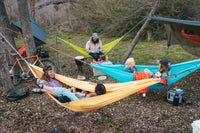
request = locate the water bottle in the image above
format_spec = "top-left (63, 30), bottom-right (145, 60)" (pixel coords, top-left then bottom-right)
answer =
top-left (106, 56), bottom-right (108, 61)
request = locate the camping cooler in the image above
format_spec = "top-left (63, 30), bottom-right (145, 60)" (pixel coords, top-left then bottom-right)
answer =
top-left (191, 120), bottom-right (200, 133)
top-left (167, 87), bottom-right (185, 106)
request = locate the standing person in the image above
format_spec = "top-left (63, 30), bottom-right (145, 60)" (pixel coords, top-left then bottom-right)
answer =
top-left (144, 58), bottom-right (171, 78)
top-left (86, 33), bottom-right (105, 61)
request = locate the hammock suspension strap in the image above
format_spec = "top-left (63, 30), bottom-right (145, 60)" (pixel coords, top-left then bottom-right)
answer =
top-left (44, 45), bottom-right (90, 66)
top-left (166, 64), bottom-right (200, 80)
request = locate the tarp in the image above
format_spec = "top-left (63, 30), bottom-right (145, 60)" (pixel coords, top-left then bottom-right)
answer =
top-left (146, 16), bottom-right (200, 57)
top-left (12, 16), bottom-right (47, 47)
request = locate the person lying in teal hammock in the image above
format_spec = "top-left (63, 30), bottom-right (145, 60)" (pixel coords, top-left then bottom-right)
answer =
top-left (32, 79), bottom-right (106, 102)
top-left (86, 33), bottom-right (105, 61)
top-left (134, 58), bottom-right (171, 96)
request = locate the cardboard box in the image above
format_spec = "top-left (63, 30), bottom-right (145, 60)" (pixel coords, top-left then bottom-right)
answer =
top-left (92, 61), bottom-right (112, 76)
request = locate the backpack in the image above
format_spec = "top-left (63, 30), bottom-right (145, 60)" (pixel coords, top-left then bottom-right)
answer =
top-left (5, 86), bottom-right (29, 101)
top-left (57, 96), bottom-right (71, 103)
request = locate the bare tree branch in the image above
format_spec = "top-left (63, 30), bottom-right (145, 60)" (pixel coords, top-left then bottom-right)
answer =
top-left (35, 0), bottom-right (76, 9)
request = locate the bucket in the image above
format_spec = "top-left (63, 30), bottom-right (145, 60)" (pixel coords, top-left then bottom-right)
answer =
top-left (75, 56), bottom-right (84, 66)
top-left (75, 56), bottom-right (84, 73)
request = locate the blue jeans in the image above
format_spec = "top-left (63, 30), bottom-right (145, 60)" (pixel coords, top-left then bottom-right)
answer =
top-left (53, 87), bottom-right (79, 101)
top-left (89, 52), bottom-right (104, 61)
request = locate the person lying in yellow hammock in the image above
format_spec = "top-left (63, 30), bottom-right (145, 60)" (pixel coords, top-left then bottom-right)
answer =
top-left (32, 79), bottom-right (106, 103)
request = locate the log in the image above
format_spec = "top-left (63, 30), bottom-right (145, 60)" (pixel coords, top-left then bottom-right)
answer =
top-left (35, 0), bottom-right (76, 9)
top-left (121, 0), bottom-right (160, 63)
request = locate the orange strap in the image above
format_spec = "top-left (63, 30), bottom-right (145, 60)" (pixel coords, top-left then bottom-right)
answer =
top-left (44, 45), bottom-right (89, 65)
top-left (153, 76), bottom-right (167, 86)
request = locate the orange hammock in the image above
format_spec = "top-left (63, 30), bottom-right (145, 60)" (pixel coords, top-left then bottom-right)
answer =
top-left (177, 29), bottom-right (200, 46)
top-left (29, 64), bottom-right (160, 112)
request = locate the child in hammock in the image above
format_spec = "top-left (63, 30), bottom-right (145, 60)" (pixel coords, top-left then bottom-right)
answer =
top-left (32, 79), bottom-right (106, 102)
top-left (75, 83), bottom-right (106, 99)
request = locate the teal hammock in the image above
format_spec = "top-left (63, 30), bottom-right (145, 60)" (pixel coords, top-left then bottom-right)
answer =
top-left (91, 59), bottom-right (200, 90)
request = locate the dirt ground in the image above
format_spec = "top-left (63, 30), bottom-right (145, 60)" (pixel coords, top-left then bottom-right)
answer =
top-left (0, 64), bottom-right (200, 133)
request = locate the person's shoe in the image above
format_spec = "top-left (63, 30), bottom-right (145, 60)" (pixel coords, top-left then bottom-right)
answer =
top-left (34, 78), bottom-right (44, 94)
top-left (142, 93), bottom-right (146, 97)
top-left (32, 88), bottom-right (43, 94)
top-left (34, 78), bottom-right (43, 88)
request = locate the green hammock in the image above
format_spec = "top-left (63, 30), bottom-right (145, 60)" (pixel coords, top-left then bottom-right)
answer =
top-left (58, 18), bottom-right (147, 58)
top-left (59, 37), bottom-right (123, 58)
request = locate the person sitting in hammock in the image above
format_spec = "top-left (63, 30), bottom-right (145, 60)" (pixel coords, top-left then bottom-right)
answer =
top-left (37, 65), bottom-right (78, 94)
top-left (39, 65), bottom-right (63, 87)
top-left (144, 58), bottom-right (171, 79)
top-left (124, 57), bottom-right (137, 80)
top-left (32, 79), bottom-right (106, 102)
top-left (86, 33), bottom-right (105, 61)
top-left (39, 65), bottom-right (91, 94)
top-left (75, 83), bottom-right (106, 99)
top-left (124, 57), bottom-right (137, 73)
top-left (135, 58), bottom-right (171, 97)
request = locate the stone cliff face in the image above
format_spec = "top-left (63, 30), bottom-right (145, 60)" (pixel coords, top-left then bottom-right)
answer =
top-left (5, 0), bottom-right (87, 32)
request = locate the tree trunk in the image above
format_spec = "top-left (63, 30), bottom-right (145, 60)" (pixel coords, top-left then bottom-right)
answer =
top-left (28, 0), bottom-right (35, 18)
top-left (121, 0), bottom-right (160, 63)
top-left (0, 35), bottom-right (14, 91)
top-left (17, 0), bottom-right (36, 63)
top-left (0, 0), bottom-right (18, 65)
top-left (147, 31), bottom-right (152, 41)
top-left (0, 0), bottom-right (21, 81)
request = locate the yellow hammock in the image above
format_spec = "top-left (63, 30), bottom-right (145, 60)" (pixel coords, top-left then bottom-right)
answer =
top-left (30, 64), bottom-right (160, 112)
top-left (59, 37), bottom-right (123, 58)
top-left (57, 18), bottom-right (147, 58)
